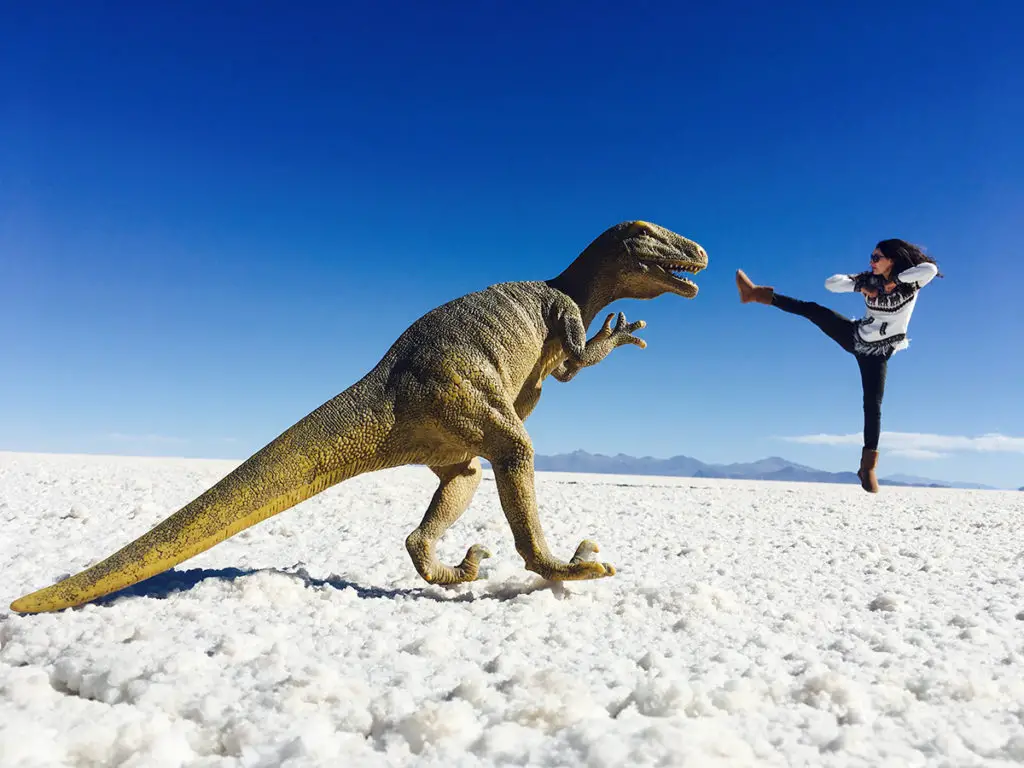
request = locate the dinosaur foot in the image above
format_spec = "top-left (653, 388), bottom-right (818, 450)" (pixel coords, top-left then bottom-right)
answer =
top-left (525, 539), bottom-right (616, 581)
top-left (410, 539), bottom-right (492, 585)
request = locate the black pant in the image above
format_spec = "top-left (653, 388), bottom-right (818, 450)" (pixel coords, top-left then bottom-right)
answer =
top-left (771, 294), bottom-right (888, 451)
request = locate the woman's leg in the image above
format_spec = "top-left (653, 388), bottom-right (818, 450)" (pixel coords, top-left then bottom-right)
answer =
top-left (855, 354), bottom-right (888, 493)
top-left (857, 355), bottom-right (887, 451)
top-left (770, 294), bottom-right (857, 355)
top-left (736, 270), bottom-right (857, 354)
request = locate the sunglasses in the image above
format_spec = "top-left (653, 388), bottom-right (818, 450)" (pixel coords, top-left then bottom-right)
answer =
top-left (870, 252), bottom-right (884, 263)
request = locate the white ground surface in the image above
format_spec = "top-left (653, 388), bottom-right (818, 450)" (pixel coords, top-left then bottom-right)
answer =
top-left (2, 451), bottom-right (1023, 767)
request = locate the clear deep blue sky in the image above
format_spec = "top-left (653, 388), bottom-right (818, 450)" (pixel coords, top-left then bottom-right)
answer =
top-left (2, 2), bottom-right (1022, 487)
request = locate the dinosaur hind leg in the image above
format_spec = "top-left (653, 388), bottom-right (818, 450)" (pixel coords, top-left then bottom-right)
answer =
top-left (405, 458), bottom-right (492, 584)
top-left (484, 416), bottom-right (616, 581)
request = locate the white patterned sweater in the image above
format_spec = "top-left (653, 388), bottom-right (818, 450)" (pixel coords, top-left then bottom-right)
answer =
top-left (825, 262), bottom-right (938, 357)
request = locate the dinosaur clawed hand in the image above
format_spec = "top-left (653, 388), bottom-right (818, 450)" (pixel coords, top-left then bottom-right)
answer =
top-left (525, 539), bottom-right (617, 581)
top-left (598, 312), bottom-right (647, 349)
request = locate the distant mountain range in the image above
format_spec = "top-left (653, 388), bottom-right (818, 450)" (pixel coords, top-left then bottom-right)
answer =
top-left (488, 450), bottom-right (1001, 490)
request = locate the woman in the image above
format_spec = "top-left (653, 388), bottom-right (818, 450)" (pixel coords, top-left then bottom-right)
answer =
top-left (735, 239), bottom-right (940, 493)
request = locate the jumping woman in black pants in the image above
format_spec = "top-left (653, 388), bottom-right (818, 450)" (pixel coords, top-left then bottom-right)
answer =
top-left (735, 240), bottom-right (940, 493)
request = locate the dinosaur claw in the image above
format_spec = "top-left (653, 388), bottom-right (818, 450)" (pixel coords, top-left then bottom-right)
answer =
top-left (570, 539), bottom-right (600, 564)
top-left (524, 546), bottom-right (616, 580)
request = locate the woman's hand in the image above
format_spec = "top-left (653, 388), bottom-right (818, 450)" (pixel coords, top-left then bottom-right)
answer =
top-left (883, 281), bottom-right (897, 293)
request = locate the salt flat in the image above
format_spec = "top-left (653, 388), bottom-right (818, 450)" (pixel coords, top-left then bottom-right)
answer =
top-left (1, 450), bottom-right (1023, 767)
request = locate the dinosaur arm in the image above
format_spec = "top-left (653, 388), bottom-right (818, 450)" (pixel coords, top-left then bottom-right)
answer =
top-left (551, 311), bottom-right (647, 382)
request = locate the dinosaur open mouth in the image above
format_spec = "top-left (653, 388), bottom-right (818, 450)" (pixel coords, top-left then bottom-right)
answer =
top-left (651, 261), bottom-right (704, 288)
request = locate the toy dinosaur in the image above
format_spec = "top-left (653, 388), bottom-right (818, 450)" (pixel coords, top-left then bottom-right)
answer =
top-left (11, 220), bottom-right (707, 613)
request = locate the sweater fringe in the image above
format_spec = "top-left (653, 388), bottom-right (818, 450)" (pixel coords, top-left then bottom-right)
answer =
top-left (854, 335), bottom-right (908, 357)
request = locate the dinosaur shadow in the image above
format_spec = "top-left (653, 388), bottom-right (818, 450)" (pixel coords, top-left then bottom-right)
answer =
top-left (89, 564), bottom-right (559, 609)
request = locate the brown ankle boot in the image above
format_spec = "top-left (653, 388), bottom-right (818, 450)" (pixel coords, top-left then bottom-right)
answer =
top-left (735, 269), bottom-right (774, 304)
top-left (857, 448), bottom-right (880, 493)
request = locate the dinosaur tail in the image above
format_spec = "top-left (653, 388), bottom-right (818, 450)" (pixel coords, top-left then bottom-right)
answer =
top-left (10, 391), bottom-right (391, 614)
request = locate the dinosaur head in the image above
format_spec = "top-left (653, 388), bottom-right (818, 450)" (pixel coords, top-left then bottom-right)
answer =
top-left (559, 220), bottom-right (708, 303)
top-left (616, 220), bottom-right (707, 299)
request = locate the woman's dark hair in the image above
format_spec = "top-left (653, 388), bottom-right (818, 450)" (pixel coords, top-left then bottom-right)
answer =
top-left (876, 238), bottom-right (943, 278)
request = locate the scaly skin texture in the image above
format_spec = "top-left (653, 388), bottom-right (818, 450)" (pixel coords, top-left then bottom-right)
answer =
top-left (11, 221), bottom-right (707, 613)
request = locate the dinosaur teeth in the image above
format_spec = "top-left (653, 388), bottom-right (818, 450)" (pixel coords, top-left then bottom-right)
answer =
top-left (647, 260), bottom-right (701, 279)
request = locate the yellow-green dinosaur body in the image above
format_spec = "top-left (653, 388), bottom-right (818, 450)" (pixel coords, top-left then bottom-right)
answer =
top-left (11, 221), bottom-right (707, 613)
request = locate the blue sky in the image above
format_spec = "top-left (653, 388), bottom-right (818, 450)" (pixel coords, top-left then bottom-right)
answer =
top-left (2, 2), bottom-right (1021, 488)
